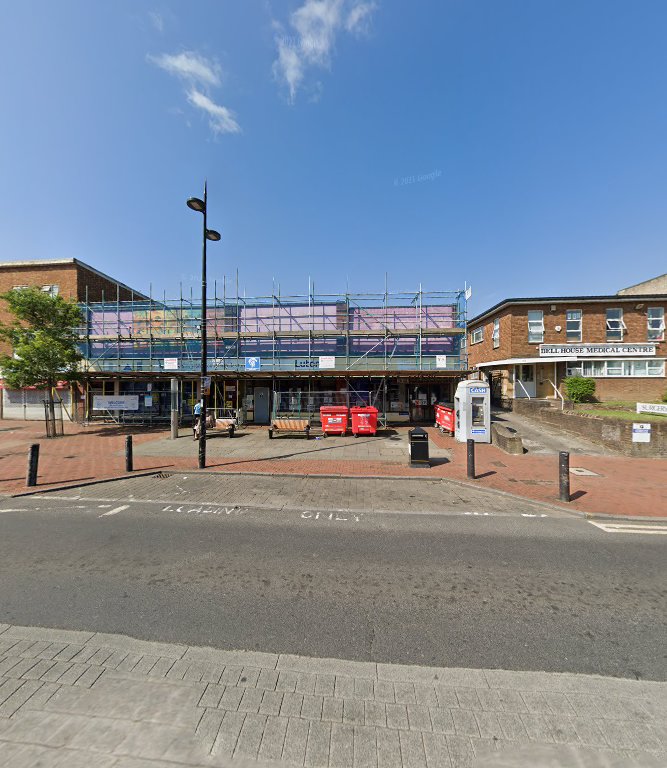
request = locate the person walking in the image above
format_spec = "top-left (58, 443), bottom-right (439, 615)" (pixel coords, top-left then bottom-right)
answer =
top-left (193, 400), bottom-right (203, 441)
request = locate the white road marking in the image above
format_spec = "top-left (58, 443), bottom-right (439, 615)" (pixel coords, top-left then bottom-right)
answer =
top-left (301, 511), bottom-right (361, 522)
top-left (99, 505), bottom-right (129, 518)
top-left (98, 504), bottom-right (112, 508)
top-left (588, 521), bottom-right (667, 535)
top-left (521, 513), bottom-right (549, 518)
top-left (0, 508), bottom-right (28, 514)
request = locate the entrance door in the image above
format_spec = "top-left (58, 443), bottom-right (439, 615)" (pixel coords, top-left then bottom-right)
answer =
top-left (254, 387), bottom-right (270, 424)
top-left (515, 365), bottom-right (536, 398)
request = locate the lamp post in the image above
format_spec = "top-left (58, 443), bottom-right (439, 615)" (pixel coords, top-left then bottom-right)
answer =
top-left (187, 182), bottom-right (221, 469)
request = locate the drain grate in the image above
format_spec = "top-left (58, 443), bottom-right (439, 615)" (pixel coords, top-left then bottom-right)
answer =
top-left (155, 471), bottom-right (175, 479)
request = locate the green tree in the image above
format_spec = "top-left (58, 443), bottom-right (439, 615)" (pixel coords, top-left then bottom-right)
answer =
top-left (0, 288), bottom-right (83, 426)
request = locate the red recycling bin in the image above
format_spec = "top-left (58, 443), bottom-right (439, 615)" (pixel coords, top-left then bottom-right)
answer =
top-left (434, 403), bottom-right (454, 435)
top-left (350, 406), bottom-right (379, 436)
top-left (320, 405), bottom-right (349, 436)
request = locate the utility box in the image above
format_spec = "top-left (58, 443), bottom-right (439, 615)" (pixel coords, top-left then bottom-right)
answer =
top-left (408, 426), bottom-right (430, 467)
top-left (454, 380), bottom-right (491, 443)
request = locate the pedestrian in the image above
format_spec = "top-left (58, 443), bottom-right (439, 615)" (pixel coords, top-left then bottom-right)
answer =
top-left (193, 400), bottom-right (203, 441)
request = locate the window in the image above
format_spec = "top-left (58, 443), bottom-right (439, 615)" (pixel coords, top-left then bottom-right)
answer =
top-left (647, 307), bottom-right (665, 341)
top-left (527, 310), bottom-right (544, 343)
top-left (566, 359), bottom-right (664, 377)
top-left (606, 308), bottom-right (626, 341)
top-left (470, 327), bottom-right (484, 344)
top-left (566, 309), bottom-right (582, 342)
top-left (492, 318), bottom-right (500, 348)
top-left (520, 365), bottom-right (534, 382)
top-left (12, 285), bottom-right (29, 291)
top-left (41, 284), bottom-right (59, 296)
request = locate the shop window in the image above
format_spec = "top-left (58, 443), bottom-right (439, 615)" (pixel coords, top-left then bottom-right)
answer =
top-left (492, 318), bottom-right (500, 348)
top-left (624, 360), bottom-right (647, 377)
top-left (470, 327), bottom-right (484, 345)
top-left (582, 360), bottom-right (605, 377)
top-left (566, 310), bottom-right (582, 342)
top-left (527, 311), bottom-right (544, 343)
top-left (648, 360), bottom-right (665, 376)
top-left (606, 308), bottom-right (626, 341)
top-left (647, 307), bottom-right (665, 341)
top-left (566, 362), bottom-right (583, 377)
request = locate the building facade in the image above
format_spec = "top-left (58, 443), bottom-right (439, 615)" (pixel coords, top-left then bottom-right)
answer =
top-left (467, 284), bottom-right (666, 404)
top-left (80, 287), bottom-right (468, 425)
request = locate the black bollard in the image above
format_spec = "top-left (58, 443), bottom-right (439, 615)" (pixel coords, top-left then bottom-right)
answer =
top-left (559, 451), bottom-right (570, 502)
top-left (26, 444), bottom-right (40, 487)
top-left (467, 438), bottom-right (476, 480)
top-left (125, 435), bottom-right (133, 472)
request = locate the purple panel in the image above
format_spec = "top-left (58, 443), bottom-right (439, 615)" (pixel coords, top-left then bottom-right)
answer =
top-left (349, 305), bottom-right (455, 331)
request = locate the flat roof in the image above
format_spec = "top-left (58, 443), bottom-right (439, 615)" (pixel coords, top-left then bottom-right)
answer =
top-left (469, 293), bottom-right (667, 327)
top-left (0, 258), bottom-right (148, 299)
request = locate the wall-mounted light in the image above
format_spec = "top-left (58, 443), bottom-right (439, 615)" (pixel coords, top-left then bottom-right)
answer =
top-left (635, 303), bottom-right (644, 310)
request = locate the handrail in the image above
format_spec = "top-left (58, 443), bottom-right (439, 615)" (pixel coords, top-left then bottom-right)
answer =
top-left (548, 379), bottom-right (565, 410)
top-left (515, 379), bottom-right (532, 399)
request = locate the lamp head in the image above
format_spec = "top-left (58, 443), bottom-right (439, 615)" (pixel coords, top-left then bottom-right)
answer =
top-left (205, 229), bottom-right (221, 242)
top-left (186, 197), bottom-right (206, 213)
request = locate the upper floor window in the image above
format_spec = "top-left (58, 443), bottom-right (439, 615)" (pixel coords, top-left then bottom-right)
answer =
top-left (647, 307), bottom-right (665, 341)
top-left (492, 318), bottom-right (500, 348)
top-left (12, 285), bottom-right (29, 291)
top-left (606, 308), bottom-right (626, 341)
top-left (41, 284), bottom-right (59, 297)
top-left (527, 310), bottom-right (544, 343)
top-left (470, 326), bottom-right (484, 345)
top-left (566, 309), bottom-right (582, 342)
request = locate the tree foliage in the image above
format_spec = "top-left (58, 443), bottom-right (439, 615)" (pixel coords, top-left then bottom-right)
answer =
top-left (564, 376), bottom-right (596, 404)
top-left (0, 288), bottom-right (83, 393)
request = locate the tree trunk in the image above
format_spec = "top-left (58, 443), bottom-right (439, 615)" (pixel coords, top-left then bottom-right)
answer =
top-left (46, 385), bottom-right (56, 438)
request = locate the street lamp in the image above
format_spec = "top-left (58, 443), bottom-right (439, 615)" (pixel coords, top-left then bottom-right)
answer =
top-left (187, 181), bottom-right (221, 469)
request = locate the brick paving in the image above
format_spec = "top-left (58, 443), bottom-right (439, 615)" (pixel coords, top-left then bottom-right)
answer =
top-left (0, 624), bottom-right (664, 767)
top-left (1, 420), bottom-right (666, 518)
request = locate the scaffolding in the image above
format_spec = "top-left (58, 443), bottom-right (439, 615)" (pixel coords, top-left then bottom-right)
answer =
top-left (78, 282), bottom-right (468, 375)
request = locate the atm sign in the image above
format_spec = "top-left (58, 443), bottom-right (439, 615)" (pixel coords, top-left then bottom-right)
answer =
top-left (469, 387), bottom-right (488, 394)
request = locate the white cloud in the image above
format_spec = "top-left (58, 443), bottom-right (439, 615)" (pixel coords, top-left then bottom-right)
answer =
top-left (148, 11), bottom-right (164, 33)
top-left (345, 2), bottom-right (377, 34)
top-left (148, 51), bottom-right (221, 88)
top-left (187, 89), bottom-right (242, 135)
top-left (272, 0), bottom-right (377, 103)
top-left (149, 50), bottom-right (241, 135)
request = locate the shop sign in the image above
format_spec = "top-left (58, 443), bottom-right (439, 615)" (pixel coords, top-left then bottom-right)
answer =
top-left (319, 356), bottom-right (336, 369)
top-left (637, 402), bottom-right (667, 415)
top-left (435, 355), bottom-right (448, 369)
top-left (540, 344), bottom-right (656, 357)
top-left (295, 360), bottom-right (318, 369)
top-left (92, 395), bottom-right (139, 411)
top-left (632, 423), bottom-right (651, 443)
top-left (164, 358), bottom-right (178, 370)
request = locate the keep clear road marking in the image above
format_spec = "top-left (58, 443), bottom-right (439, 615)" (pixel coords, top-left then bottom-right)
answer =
top-left (588, 521), bottom-right (667, 535)
top-left (98, 505), bottom-right (129, 518)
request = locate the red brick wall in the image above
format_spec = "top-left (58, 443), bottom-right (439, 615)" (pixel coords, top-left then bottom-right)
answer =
top-left (0, 262), bottom-right (139, 357)
top-left (467, 308), bottom-right (514, 365)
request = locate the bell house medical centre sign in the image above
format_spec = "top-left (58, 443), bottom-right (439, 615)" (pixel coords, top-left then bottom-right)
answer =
top-left (539, 344), bottom-right (657, 357)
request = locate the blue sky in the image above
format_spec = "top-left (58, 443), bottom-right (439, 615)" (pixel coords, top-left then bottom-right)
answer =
top-left (1, 0), bottom-right (665, 315)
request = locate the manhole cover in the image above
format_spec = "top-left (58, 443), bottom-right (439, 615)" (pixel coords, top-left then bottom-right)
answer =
top-left (570, 467), bottom-right (600, 477)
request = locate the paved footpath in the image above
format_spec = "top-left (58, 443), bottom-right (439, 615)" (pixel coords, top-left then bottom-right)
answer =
top-left (2, 420), bottom-right (666, 518)
top-left (0, 625), bottom-right (665, 767)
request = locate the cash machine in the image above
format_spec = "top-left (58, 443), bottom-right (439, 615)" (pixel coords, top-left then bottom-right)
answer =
top-left (454, 380), bottom-right (491, 443)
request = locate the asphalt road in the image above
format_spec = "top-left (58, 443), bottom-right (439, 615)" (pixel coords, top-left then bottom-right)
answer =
top-left (0, 491), bottom-right (665, 681)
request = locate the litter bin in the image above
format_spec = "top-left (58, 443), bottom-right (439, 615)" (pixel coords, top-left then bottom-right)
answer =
top-left (434, 403), bottom-right (454, 436)
top-left (350, 406), bottom-right (378, 437)
top-left (408, 426), bottom-right (430, 468)
top-left (320, 405), bottom-right (349, 436)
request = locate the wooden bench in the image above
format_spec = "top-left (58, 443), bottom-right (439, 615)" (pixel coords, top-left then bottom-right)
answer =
top-left (214, 418), bottom-right (235, 438)
top-left (268, 418), bottom-right (310, 439)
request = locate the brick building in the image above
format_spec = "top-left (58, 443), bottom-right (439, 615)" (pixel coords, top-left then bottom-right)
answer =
top-left (467, 278), bottom-right (666, 405)
top-left (1, 259), bottom-right (144, 419)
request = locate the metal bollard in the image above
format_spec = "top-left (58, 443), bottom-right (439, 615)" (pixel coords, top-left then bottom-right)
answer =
top-left (125, 435), bottom-right (133, 472)
top-left (26, 444), bottom-right (40, 487)
top-left (467, 438), bottom-right (476, 480)
top-left (559, 451), bottom-right (570, 502)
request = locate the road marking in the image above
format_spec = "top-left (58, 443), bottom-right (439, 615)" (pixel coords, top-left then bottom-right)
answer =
top-left (99, 505), bottom-right (129, 518)
top-left (588, 521), bottom-right (667, 535)
top-left (161, 505), bottom-right (244, 516)
top-left (301, 511), bottom-right (361, 522)
top-left (0, 508), bottom-right (28, 514)
top-left (98, 504), bottom-right (112, 509)
top-left (521, 513), bottom-right (549, 518)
